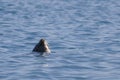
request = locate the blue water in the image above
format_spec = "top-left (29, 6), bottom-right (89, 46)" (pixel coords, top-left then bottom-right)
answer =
top-left (0, 0), bottom-right (120, 80)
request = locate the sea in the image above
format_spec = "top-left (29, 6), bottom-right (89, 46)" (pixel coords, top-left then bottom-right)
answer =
top-left (0, 0), bottom-right (120, 80)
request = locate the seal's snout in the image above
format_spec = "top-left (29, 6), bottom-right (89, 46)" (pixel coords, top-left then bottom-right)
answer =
top-left (39, 39), bottom-right (46, 46)
top-left (32, 39), bottom-right (51, 53)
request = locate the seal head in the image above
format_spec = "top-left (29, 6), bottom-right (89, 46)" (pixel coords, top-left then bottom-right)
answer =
top-left (32, 39), bottom-right (51, 53)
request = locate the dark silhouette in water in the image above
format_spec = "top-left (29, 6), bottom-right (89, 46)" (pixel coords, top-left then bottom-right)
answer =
top-left (32, 39), bottom-right (51, 54)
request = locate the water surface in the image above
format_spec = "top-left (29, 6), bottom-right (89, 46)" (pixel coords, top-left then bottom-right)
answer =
top-left (0, 0), bottom-right (120, 80)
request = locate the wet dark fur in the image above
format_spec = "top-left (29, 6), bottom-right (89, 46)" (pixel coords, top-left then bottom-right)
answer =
top-left (32, 39), bottom-right (49, 53)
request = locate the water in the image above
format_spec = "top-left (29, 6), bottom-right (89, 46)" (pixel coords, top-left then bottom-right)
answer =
top-left (0, 0), bottom-right (120, 80)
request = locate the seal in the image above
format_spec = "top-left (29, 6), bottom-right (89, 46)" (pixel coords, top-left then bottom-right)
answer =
top-left (32, 39), bottom-right (51, 54)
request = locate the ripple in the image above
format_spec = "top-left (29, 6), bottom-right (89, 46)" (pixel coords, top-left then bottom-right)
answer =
top-left (0, 0), bottom-right (120, 80)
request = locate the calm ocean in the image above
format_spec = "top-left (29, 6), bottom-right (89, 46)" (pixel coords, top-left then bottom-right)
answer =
top-left (0, 0), bottom-right (120, 80)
